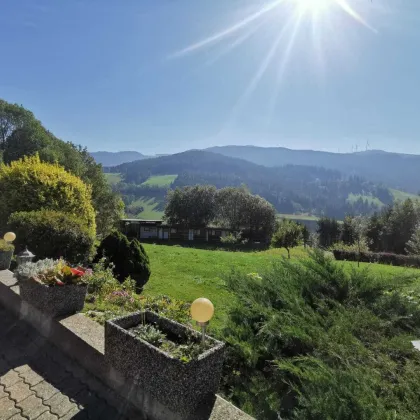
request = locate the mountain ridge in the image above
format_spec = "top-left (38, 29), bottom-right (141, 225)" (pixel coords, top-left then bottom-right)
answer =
top-left (109, 150), bottom-right (402, 220)
top-left (206, 145), bottom-right (420, 193)
top-left (91, 151), bottom-right (149, 166)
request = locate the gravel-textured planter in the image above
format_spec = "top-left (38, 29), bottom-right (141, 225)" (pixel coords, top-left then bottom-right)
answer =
top-left (105, 311), bottom-right (225, 418)
top-left (18, 276), bottom-right (87, 317)
top-left (0, 250), bottom-right (13, 270)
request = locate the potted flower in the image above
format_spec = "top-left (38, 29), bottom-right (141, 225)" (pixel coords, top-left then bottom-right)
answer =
top-left (0, 239), bottom-right (14, 270)
top-left (105, 311), bottom-right (225, 418)
top-left (15, 259), bottom-right (90, 317)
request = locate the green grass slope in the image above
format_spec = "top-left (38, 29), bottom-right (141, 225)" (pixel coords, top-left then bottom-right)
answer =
top-left (141, 244), bottom-right (420, 333)
top-left (391, 188), bottom-right (419, 202)
top-left (130, 197), bottom-right (164, 220)
top-left (104, 173), bottom-right (122, 185)
top-left (141, 174), bottom-right (177, 187)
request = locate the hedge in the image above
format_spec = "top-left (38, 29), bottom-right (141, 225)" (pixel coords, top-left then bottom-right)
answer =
top-left (333, 249), bottom-right (420, 268)
top-left (8, 210), bottom-right (95, 264)
top-left (0, 155), bottom-right (96, 235)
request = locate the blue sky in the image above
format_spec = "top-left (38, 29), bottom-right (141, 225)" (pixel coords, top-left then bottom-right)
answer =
top-left (1, 0), bottom-right (420, 155)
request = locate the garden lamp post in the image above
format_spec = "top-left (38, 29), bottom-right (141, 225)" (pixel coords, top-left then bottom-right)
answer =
top-left (16, 247), bottom-right (35, 267)
top-left (3, 232), bottom-right (16, 244)
top-left (191, 298), bottom-right (214, 346)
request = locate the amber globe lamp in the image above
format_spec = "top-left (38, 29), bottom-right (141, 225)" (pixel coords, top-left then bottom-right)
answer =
top-left (191, 298), bottom-right (214, 345)
top-left (3, 232), bottom-right (16, 243)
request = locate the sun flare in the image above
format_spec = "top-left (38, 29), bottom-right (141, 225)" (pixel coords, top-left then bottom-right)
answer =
top-left (293, 0), bottom-right (333, 14)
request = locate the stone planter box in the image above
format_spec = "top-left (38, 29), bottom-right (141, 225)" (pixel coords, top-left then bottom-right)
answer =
top-left (18, 276), bottom-right (87, 318)
top-left (0, 250), bottom-right (13, 270)
top-left (105, 311), bottom-right (225, 418)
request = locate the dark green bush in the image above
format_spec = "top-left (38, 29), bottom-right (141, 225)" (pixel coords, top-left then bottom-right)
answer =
top-left (333, 249), bottom-right (420, 268)
top-left (95, 231), bottom-right (151, 291)
top-left (8, 210), bottom-right (95, 264)
top-left (221, 250), bottom-right (420, 419)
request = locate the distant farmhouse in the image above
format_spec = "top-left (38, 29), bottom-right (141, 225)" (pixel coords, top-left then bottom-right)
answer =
top-left (120, 219), bottom-right (270, 244)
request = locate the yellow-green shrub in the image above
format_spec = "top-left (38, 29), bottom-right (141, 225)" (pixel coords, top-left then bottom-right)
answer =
top-left (0, 155), bottom-right (96, 235)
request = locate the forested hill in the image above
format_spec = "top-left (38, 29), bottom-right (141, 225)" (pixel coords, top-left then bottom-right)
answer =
top-left (91, 151), bottom-right (148, 166)
top-left (207, 146), bottom-right (420, 193)
top-left (110, 150), bottom-right (397, 219)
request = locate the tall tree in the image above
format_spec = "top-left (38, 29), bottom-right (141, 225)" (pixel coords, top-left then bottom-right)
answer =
top-left (382, 199), bottom-right (418, 254)
top-left (164, 185), bottom-right (217, 227)
top-left (0, 100), bottom-right (34, 150)
top-left (341, 216), bottom-right (356, 245)
top-left (317, 217), bottom-right (340, 248)
top-left (406, 225), bottom-right (420, 256)
top-left (215, 187), bottom-right (276, 239)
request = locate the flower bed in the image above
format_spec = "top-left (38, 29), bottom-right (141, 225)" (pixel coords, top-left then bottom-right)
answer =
top-left (105, 311), bottom-right (225, 417)
top-left (15, 259), bottom-right (89, 317)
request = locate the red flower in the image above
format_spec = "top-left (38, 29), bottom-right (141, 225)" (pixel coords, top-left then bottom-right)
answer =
top-left (55, 278), bottom-right (65, 286)
top-left (70, 268), bottom-right (84, 277)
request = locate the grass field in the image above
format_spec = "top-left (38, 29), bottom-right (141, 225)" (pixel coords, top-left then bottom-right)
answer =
top-left (141, 175), bottom-right (177, 187)
top-left (347, 193), bottom-right (385, 207)
top-left (142, 244), bottom-right (420, 334)
top-left (131, 197), bottom-right (164, 220)
top-left (390, 188), bottom-right (419, 202)
top-left (104, 173), bottom-right (122, 185)
top-left (279, 213), bottom-right (319, 221)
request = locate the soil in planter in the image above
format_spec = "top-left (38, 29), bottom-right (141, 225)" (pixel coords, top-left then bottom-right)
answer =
top-left (129, 322), bottom-right (213, 363)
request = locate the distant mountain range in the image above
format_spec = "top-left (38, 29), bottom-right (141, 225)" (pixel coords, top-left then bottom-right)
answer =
top-left (107, 150), bottom-right (412, 220)
top-left (91, 151), bottom-right (149, 166)
top-left (207, 146), bottom-right (420, 193)
top-left (95, 146), bottom-right (420, 194)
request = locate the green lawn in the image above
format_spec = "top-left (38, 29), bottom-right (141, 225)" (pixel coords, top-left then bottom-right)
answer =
top-left (141, 175), bottom-right (177, 187)
top-left (142, 244), bottom-right (420, 334)
top-left (104, 173), bottom-right (122, 185)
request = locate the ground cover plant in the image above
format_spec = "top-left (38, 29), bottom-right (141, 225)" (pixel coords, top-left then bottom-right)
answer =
top-left (220, 250), bottom-right (420, 419)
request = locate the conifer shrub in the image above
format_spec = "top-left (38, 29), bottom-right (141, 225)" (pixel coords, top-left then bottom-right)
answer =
top-left (95, 231), bottom-right (151, 291)
top-left (222, 250), bottom-right (420, 419)
top-left (8, 210), bottom-right (95, 263)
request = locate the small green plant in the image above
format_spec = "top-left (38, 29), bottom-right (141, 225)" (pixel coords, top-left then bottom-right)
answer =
top-left (105, 290), bottom-right (135, 307)
top-left (0, 239), bottom-right (14, 252)
top-left (130, 321), bottom-right (212, 363)
top-left (85, 257), bottom-right (120, 296)
top-left (132, 324), bottom-right (166, 347)
top-left (220, 231), bottom-right (245, 245)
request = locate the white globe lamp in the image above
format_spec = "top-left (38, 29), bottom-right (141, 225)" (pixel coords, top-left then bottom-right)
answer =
top-left (3, 232), bottom-right (16, 243)
top-left (191, 298), bottom-right (215, 345)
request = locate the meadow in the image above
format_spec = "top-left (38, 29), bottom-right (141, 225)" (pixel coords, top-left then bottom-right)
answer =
top-left (141, 174), bottom-right (177, 187)
top-left (141, 243), bottom-right (420, 333)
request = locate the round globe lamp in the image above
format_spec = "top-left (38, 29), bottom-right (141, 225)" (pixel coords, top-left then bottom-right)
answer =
top-left (191, 298), bottom-right (214, 345)
top-left (3, 232), bottom-right (16, 243)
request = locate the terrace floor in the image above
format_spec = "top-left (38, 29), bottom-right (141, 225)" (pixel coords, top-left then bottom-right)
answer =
top-left (0, 304), bottom-right (139, 420)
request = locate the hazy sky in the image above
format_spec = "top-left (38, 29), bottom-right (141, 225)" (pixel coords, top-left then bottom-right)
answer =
top-left (1, 0), bottom-right (420, 155)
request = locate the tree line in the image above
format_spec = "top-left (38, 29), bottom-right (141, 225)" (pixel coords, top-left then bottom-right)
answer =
top-left (316, 198), bottom-right (420, 256)
top-left (164, 185), bottom-right (277, 240)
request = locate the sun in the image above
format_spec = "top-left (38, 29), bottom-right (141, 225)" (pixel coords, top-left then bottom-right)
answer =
top-left (293, 0), bottom-right (334, 14)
